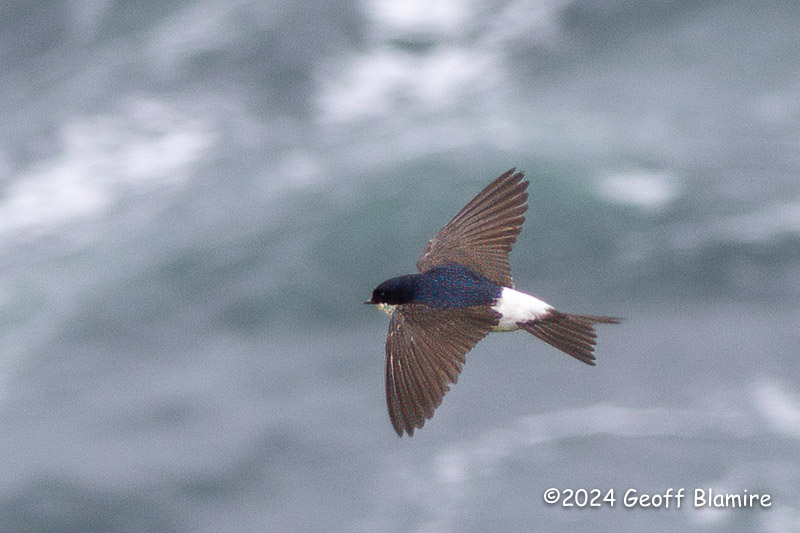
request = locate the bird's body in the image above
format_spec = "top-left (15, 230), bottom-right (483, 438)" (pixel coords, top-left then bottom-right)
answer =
top-left (367, 169), bottom-right (621, 436)
top-left (370, 263), bottom-right (553, 329)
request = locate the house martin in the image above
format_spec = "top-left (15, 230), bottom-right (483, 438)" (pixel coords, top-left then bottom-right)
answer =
top-left (367, 169), bottom-right (621, 436)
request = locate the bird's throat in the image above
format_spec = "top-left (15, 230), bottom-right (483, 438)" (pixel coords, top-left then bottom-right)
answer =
top-left (376, 303), bottom-right (396, 316)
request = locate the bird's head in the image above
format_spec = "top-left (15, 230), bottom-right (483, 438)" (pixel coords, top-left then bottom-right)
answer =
top-left (365, 276), bottom-right (416, 307)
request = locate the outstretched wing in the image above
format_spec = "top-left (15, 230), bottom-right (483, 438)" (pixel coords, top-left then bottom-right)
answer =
top-left (385, 305), bottom-right (498, 436)
top-left (416, 168), bottom-right (528, 287)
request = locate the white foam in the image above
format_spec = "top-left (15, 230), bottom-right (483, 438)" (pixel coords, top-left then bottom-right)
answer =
top-left (753, 381), bottom-right (800, 439)
top-left (368, 0), bottom-right (469, 37)
top-left (753, 91), bottom-right (800, 124)
top-left (147, 1), bottom-right (240, 70)
top-left (598, 169), bottom-right (680, 210)
top-left (318, 0), bottom-right (502, 125)
top-left (450, 402), bottom-right (747, 486)
top-left (0, 98), bottom-right (213, 241)
top-left (488, 0), bottom-right (570, 48)
top-left (318, 45), bottom-right (497, 124)
top-left (719, 201), bottom-right (800, 243)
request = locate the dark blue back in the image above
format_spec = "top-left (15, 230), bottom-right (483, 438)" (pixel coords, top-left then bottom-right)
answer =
top-left (413, 264), bottom-right (501, 309)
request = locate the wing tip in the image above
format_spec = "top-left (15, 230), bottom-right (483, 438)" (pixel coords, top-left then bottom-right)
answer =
top-left (497, 167), bottom-right (527, 187)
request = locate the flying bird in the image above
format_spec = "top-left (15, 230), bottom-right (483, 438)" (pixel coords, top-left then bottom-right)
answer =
top-left (366, 169), bottom-right (621, 436)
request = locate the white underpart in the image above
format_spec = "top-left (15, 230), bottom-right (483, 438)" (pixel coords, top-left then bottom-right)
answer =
top-left (491, 287), bottom-right (553, 331)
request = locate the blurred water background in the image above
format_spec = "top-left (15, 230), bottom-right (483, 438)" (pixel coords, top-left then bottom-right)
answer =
top-left (1, 1), bottom-right (799, 531)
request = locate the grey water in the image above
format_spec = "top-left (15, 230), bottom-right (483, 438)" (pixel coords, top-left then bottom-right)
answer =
top-left (1, 1), bottom-right (799, 532)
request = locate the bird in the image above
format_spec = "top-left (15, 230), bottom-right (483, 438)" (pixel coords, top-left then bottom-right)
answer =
top-left (366, 168), bottom-right (621, 436)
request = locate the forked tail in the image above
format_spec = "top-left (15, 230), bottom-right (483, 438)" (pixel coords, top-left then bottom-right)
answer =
top-left (518, 311), bottom-right (621, 365)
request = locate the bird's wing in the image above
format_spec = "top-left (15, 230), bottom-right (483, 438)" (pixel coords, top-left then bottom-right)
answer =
top-left (385, 304), bottom-right (498, 436)
top-left (416, 168), bottom-right (528, 287)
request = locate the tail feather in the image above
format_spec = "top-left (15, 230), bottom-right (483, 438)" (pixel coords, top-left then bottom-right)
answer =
top-left (519, 311), bottom-right (621, 365)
